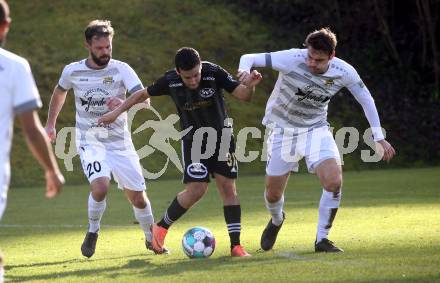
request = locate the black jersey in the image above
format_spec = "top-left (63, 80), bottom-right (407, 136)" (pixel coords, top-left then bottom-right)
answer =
top-left (147, 61), bottom-right (239, 137)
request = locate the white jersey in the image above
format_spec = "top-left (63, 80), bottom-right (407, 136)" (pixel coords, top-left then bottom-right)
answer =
top-left (0, 48), bottom-right (42, 217)
top-left (58, 59), bottom-right (143, 151)
top-left (240, 48), bottom-right (384, 141)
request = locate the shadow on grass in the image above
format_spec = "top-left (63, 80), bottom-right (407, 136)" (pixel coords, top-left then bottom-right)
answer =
top-left (6, 254), bottom-right (290, 282)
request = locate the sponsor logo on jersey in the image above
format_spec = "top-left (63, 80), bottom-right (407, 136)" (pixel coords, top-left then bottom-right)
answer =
top-left (199, 88), bottom-right (215, 98)
top-left (79, 78), bottom-right (88, 82)
top-left (82, 88), bottom-right (110, 113)
top-left (80, 97), bottom-right (106, 112)
top-left (182, 100), bottom-right (213, 111)
top-left (103, 76), bottom-right (114, 85)
top-left (169, 82), bottom-right (183, 88)
top-left (296, 85), bottom-right (331, 103)
top-left (203, 76), bottom-right (215, 81)
top-left (187, 163), bottom-right (208, 179)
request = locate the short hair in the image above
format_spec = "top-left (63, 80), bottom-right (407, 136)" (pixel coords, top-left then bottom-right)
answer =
top-left (304, 27), bottom-right (337, 55)
top-left (84, 20), bottom-right (114, 44)
top-left (175, 47), bottom-right (201, 71)
top-left (0, 0), bottom-right (10, 24)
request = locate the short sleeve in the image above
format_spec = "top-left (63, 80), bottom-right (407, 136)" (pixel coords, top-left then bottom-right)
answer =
top-left (147, 75), bottom-right (170, 96)
top-left (57, 65), bottom-right (73, 91)
top-left (118, 63), bottom-right (144, 94)
top-left (13, 59), bottom-right (42, 115)
top-left (214, 65), bottom-right (239, 93)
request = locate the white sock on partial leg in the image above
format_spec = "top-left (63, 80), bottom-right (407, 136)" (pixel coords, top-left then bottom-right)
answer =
top-left (264, 192), bottom-right (285, 226)
top-left (133, 201), bottom-right (154, 242)
top-left (316, 189), bottom-right (341, 242)
top-left (88, 193), bottom-right (106, 233)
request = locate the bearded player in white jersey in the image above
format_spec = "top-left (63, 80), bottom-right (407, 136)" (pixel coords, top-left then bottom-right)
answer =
top-left (238, 27), bottom-right (396, 252)
top-left (45, 20), bottom-right (165, 258)
top-left (0, 0), bottom-right (64, 280)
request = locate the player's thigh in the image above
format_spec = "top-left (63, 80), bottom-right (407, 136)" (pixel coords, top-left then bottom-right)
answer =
top-left (108, 150), bottom-right (146, 191)
top-left (266, 128), bottom-right (302, 176)
top-left (79, 145), bottom-right (111, 184)
top-left (305, 127), bottom-right (341, 174)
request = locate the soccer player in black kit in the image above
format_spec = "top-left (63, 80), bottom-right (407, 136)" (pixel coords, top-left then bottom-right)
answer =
top-left (99, 47), bottom-right (262, 256)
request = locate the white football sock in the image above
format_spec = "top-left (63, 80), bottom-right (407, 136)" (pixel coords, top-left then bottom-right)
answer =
top-left (133, 202), bottom-right (154, 242)
top-left (88, 193), bottom-right (106, 233)
top-left (264, 191), bottom-right (284, 226)
top-left (316, 188), bottom-right (341, 242)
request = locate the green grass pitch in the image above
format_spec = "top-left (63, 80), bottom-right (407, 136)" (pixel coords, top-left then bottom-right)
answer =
top-left (1, 167), bottom-right (439, 282)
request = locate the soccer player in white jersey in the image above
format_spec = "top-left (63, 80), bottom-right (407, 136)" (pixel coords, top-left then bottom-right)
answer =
top-left (0, 0), bottom-right (64, 280)
top-left (44, 20), bottom-right (164, 257)
top-left (238, 27), bottom-right (396, 252)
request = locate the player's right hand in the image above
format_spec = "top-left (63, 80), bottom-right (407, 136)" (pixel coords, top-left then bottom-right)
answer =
top-left (45, 126), bottom-right (57, 143)
top-left (45, 170), bottom-right (64, 198)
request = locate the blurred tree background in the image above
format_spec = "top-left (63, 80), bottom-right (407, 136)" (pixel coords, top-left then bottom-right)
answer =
top-left (6, 0), bottom-right (440, 186)
top-left (218, 0), bottom-right (440, 167)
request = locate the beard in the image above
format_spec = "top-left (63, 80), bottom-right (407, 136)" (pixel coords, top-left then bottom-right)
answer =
top-left (91, 52), bottom-right (111, 67)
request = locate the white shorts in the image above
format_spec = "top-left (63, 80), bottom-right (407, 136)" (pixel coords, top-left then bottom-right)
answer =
top-left (0, 170), bottom-right (9, 219)
top-left (0, 185), bottom-right (7, 220)
top-left (266, 126), bottom-right (341, 176)
top-left (79, 145), bottom-right (146, 191)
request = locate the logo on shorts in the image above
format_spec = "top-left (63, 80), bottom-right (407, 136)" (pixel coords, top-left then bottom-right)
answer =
top-left (187, 163), bottom-right (208, 179)
top-left (199, 88), bottom-right (215, 98)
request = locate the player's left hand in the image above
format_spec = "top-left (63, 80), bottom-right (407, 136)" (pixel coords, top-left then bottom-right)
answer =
top-left (98, 110), bottom-right (119, 125)
top-left (246, 70), bottom-right (263, 87)
top-left (106, 97), bottom-right (124, 111)
top-left (237, 69), bottom-right (250, 82)
top-left (376, 139), bottom-right (396, 162)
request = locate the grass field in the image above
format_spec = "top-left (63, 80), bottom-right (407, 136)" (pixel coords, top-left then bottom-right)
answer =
top-left (1, 167), bottom-right (439, 282)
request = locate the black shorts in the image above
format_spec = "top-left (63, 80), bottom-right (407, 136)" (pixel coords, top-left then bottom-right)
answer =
top-left (182, 134), bottom-right (238, 183)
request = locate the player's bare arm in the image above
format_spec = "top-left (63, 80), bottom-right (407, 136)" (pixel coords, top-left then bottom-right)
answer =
top-left (98, 87), bottom-right (150, 125)
top-left (20, 110), bottom-right (65, 198)
top-left (231, 70), bottom-right (262, 101)
top-left (45, 85), bottom-right (68, 142)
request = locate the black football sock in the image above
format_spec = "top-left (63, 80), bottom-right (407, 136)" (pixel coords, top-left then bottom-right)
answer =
top-left (158, 197), bottom-right (187, 229)
top-left (224, 205), bottom-right (241, 248)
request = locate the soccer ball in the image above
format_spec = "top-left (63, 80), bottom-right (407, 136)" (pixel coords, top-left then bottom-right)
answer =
top-left (182, 227), bottom-right (216, 258)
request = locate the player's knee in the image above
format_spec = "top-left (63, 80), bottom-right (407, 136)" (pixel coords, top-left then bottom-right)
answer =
top-left (131, 194), bottom-right (147, 208)
top-left (323, 175), bottom-right (342, 192)
top-left (187, 185), bottom-right (208, 201)
top-left (265, 190), bottom-right (283, 203)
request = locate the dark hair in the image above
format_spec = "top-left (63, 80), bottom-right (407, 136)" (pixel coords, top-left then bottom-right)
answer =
top-left (304, 27), bottom-right (337, 55)
top-left (175, 47), bottom-right (201, 71)
top-left (0, 0), bottom-right (10, 24)
top-left (84, 20), bottom-right (114, 44)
